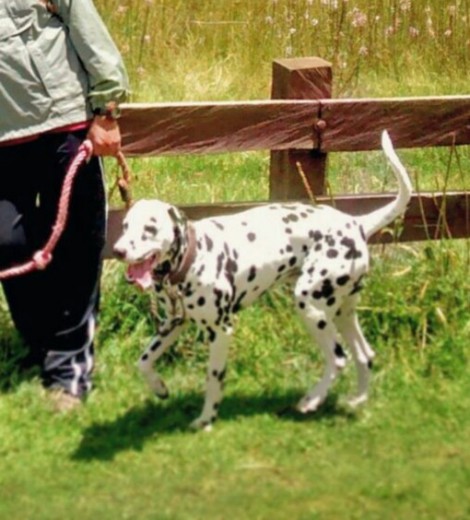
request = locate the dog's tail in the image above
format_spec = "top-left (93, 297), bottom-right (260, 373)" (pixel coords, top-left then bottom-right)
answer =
top-left (358, 130), bottom-right (413, 240)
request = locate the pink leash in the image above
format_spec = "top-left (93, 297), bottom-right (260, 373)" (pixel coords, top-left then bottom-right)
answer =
top-left (0, 140), bottom-right (94, 280)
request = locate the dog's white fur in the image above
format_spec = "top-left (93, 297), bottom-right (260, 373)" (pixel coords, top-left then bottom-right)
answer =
top-left (114, 131), bottom-right (412, 430)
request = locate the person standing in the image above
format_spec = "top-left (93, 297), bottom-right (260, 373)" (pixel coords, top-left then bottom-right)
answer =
top-left (0, 0), bottom-right (129, 408)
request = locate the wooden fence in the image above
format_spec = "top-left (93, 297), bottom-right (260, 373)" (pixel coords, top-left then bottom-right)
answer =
top-left (104, 57), bottom-right (470, 257)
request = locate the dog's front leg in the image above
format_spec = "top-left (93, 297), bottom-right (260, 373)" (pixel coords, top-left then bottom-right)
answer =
top-left (190, 325), bottom-right (232, 432)
top-left (138, 318), bottom-right (184, 399)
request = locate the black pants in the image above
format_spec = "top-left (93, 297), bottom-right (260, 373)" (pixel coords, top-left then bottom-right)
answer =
top-left (0, 130), bottom-right (106, 397)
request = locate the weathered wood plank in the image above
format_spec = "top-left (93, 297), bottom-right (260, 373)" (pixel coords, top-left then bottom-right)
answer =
top-left (120, 101), bottom-right (319, 156)
top-left (118, 96), bottom-right (470, 156)
top-left (103, 191), bottom-right (470, 258)
top-left (319, 96), bottom-right (470, 151)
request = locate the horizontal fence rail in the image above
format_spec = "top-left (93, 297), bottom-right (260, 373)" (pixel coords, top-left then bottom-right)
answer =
top-left (120, 96), bottom-right (470, 156)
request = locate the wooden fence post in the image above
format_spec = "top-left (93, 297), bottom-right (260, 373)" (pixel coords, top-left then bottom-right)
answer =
top-left (269, 57), bottom-right (332, 200)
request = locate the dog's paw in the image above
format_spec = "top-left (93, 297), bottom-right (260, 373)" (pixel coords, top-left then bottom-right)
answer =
top-left (296, 395), bottom-right (324, 414)
top-left (189, 416), bottom-right (214, 432)
top-left (345, 393), bottom-right (368, 408)
top-left (151, 379), bottom-right (169, 400)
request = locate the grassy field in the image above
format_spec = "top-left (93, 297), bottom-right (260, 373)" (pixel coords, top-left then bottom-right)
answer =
top-left (2, 1), bottom-right (470, 519)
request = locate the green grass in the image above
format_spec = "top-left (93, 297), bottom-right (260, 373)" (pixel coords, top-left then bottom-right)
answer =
top-left (2, 1), bottom-right (470, 518)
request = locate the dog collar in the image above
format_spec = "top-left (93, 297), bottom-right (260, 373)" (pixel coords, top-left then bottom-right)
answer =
top-left (168, 223), bottom-right (197, 285)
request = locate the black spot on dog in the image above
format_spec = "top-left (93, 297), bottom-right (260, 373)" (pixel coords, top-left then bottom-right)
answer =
top-left (212, 368), bottom-right (226, 382)
top-left (232, 291), bottom-right (247, 313)
top-left (359, 225), bottom-right (366, 241)
top-left (337, 274), bottom-right (350, 286)
top-left (350, 275), bottom-right (365, 295)
top-left (206, 327), bottom-right (216, 342)
top-left (341, 237), bottom-right (362, 260)
top-left (282, 214), bottom-right (299, 223)
top-left (204, 234), bottom-right (214, 251)
top-left (335, 343), bottom-right (346, 358)
top-left (289, 256), bottom-right (297, 267)
top-left (216, 252), bottom-right (225, 278)
top-left (247, 232), bottom-right (256, 242)
top-left (278, 264), bottom-right (286, 273)
top-left (150, 341), bottom-right (162, 351)
top-left (248, 266), bottom-right (257, 282)
top-left (309, 230), bottom-right (323, 241)
top-left (312, 279), bottom-right (334, 300)
top-left (285, 228), bottom-right (293, 234)
top-left (325, 235), bottom-right (335, 247)
top-left (225, 258), bottom-right (238, 281)
top-left (318, 320), bottom-right (327, 330)
top-left (327, 249), bottom-right (338, 258)
top-left (197, 296), bottom-right (206, 306)
top-left (211, 220), bottom-right (224, 231)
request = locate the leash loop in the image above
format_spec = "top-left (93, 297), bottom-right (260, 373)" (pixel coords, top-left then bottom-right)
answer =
top-left (32, 250), bottom-right (52, 270)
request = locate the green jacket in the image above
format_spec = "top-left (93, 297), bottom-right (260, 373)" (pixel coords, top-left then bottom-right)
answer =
top-left (0, 0), bottom-right (129, 143)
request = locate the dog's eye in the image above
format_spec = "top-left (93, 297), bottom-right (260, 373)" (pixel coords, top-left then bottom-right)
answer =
top-left (142, 224), bottom-right (158, 241)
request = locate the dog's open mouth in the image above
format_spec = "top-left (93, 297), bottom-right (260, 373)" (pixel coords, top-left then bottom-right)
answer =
top-left (125, 255), bottom-right (157, 291)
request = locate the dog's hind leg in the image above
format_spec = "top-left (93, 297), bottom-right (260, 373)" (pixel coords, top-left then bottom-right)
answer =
top-left (334, 295), bottom-right (374, 407)
top-left (138, 319), bottom-right (185, 399)
top-left (190, 324), bottom-right (232, 431)
top-left (294, 282), bottom-right (342, 413)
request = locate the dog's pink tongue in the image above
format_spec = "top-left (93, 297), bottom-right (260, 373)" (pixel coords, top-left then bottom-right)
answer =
top-left (126, 259), bottom-right (154, 291)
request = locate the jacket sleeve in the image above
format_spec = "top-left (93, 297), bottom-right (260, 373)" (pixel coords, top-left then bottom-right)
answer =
top-left (52, 0), bottom-right (130, 111)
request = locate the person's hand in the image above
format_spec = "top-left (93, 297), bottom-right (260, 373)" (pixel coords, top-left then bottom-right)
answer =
top-left (87, 116), bottom-right (122, 156)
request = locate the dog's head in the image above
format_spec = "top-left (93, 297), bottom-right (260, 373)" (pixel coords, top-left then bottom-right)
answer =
top-left (113, 199), bottom-right (187, 290)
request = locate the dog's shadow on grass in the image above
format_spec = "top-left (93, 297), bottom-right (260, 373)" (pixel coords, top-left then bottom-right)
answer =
top-left (72, 390), bottom-right (357, 462)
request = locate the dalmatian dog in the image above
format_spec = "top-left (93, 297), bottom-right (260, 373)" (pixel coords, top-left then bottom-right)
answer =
top-left (113, 130), bottom-right (412, 431)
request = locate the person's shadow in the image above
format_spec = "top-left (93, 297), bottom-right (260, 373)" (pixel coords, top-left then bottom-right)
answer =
top-left (71, 389), bottom-right (357, 462)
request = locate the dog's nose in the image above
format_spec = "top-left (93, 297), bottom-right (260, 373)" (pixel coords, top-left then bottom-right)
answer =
top-left (113, 246), bottom-right (127, 260)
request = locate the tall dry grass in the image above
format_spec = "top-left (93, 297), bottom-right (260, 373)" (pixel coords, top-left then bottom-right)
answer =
top-left (97, 0), bottom-right (470, 100)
